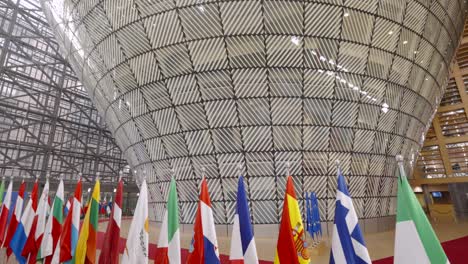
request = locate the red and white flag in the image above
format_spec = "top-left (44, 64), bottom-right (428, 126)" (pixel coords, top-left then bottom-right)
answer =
top-left (0, 179), bottom-right (13, 245)
top-left (98, 177), bottom-right (123, 264)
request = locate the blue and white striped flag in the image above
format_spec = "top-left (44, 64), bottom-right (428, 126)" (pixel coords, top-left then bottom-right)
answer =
top-left (330, 167), bottom-right (371, 264)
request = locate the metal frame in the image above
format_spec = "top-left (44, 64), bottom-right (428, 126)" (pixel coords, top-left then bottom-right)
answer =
top-left (0, 0), bottom-right (131, 185)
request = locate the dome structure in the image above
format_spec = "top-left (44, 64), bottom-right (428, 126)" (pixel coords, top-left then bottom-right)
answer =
top-left (40, 0), bottom-right (465, 228)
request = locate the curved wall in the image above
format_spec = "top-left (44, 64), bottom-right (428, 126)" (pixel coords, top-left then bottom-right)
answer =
top-left (40, 0), bottom-right (465, 226)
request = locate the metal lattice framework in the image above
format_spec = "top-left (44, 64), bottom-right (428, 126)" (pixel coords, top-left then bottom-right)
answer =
top-left (40, 0), bottom-right (466, 226)
top-left (0, 0), bottom-right (130, 185)
top-left (416, 19), bottom-right (468, 181)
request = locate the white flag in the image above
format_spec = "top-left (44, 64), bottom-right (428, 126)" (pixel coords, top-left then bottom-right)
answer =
top-left (121, 180), bottom-right (149, 264)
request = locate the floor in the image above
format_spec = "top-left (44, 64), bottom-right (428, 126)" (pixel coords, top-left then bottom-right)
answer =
top-left (114, 217), bottom-right (468, 263)
top-left (2, 217), bottom-right (467, 263)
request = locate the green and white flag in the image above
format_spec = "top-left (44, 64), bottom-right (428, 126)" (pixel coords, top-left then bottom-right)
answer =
top-left (156, 177), bottom-right (180, 264)
top-left (395, 156), bottom-right (449, 264)
top-left (0, 177), bottom-right (5, 205)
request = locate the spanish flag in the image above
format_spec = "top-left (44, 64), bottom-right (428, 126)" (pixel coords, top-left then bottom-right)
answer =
top-left (274, 176), bottom-right (310, 264)
top-left (73, 179), bottom-right (100, 264)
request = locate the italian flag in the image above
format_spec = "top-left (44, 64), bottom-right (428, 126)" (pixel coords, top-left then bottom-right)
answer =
top-left (156, 177), bottom-right (180, 264)
top-left (395, 158), bottom-right (449, 264)
top-left (40, 178), bottom-right (64, 263)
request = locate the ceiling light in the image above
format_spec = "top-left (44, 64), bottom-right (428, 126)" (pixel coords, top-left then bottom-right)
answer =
top-left (329, 59), bottom-right (335, 65)
top-left (372, 98), bottom-right (377, 101)
top-left (381, 107), bottom-right (389, 113)
top-left (388, 31), bottom-right (393, 35)
top-left (197, 5), bottom-right (205, 12)
top-left (403, 40), bottom-right (408, 44)
top-left (344, 12), bottom-right (349, 17)
top-left (353, 86), bottom-right (359, 91)
top-left (291, 36), bottom-right (300, 45)
top-left (320, 56), bottom-right (326, 61)
top-left (382, 103), bottom-right (389, 108)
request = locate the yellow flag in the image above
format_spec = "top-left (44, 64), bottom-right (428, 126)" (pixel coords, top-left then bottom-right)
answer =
top-left (74, 180), bottom-right (100, 264)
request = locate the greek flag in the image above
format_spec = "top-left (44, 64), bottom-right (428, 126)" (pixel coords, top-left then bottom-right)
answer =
top-left (330, 168), bottom-right (371, 264)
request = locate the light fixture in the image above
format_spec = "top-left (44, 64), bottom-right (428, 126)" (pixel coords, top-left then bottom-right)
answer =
top-left (403, 40), bottom-right (408, 45)
top-left (329, 59), bottom-right (335, 65)
top-left (291, 36), bottom-right (300, 45)
top-left (319, 56), bottom-right (326, 61)
top-left (87, 188), bottom-right (91, 193)
top-left (352, 86), bottom-right (359, 91)
top-left (381, 107), bottom-right (389, 113)
top-left (388, 31), bottom-right (393, 35)
top-left (197, 5), bottom-right (205, 12)
top-left (344, 12), bottom-right (349, 17)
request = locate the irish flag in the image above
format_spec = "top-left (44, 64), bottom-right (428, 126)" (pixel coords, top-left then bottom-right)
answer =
top-left (156, 177), bottom-right (180, 264)
top-left (122, 179), bottom-right (149, 263)
top-left (73, 178), bottom-right (100, 264)
top-left (395, 156), bottom-right (450, 263)
top-left (98, 176), bottom-right (123, 264)
top-left (40, 178), bottom-right (64, 263)
top-left (0, 178), bottom-right (13, 245)
top-left (55, 178), bottom-right (82, 263)
top-left (274, 175), bottom-right (309, 264)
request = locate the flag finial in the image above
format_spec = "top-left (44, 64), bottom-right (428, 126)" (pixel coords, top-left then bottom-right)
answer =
top-left (59, 173), bottom-right (64, 180)
top-left (35, 174), bottom-right (40, 181)
top-left (396, 155), bottom-right (406, 178)
top-left (96, 172), bottom-right (100, 181)
top-left (396, 154), bottom-right (404, 163)
top-left (118, 170), bottom-right (123, 181)
top-left (46, 173), bottom-right (50, 180)
top-left (78, 172), bottom-right (82, 180)
top-left (237, 163), bottom-right (243, 177)
top-left (286, 162), bottom-right (290, 176)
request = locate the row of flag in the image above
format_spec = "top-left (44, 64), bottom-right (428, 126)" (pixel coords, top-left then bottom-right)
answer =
top-left (0, 155), bottom-right (451, 263)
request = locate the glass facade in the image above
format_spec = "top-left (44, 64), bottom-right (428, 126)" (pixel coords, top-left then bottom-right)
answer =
top-left (40, 0), bottom-right (466, 224)
top-left (0, 0), bottom-right (129, 185)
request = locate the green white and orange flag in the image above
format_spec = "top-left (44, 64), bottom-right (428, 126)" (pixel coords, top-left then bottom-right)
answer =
top-left (395, 156), bottom-right (449, 264)
top-left (274, 176), bottom-right (310, 264)
top-left (156, 177), bottom-right (180, 264)
top-left (73, 178), bottom-right (100, 264)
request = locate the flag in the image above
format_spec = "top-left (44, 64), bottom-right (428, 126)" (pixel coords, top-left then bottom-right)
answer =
top-left (64, 197), bottom-right (71, 217)
top-left (40, 178), bottom-right (64, 263)
top-left (394, 157), bottom-right (449, 263)
top-left (187, 177), bottom-right (219, 264)
top-left (330, 168), bottom-right (370, 264)
top-left (0, 177), bottom-right (5, 206)
top-left (0, 178), bottom-right (13, 245)
top-left (10, 179), bottom-right (39, 264)
top-left (22, 178), bottom-right (49, 263)
top-left (106, 196), bottom-right (112, 216)
top-left (73, 178), bottom-right (100, 264)
top-left (229, 175), bottom-right (258, 264)
top-left (121, 179), bottom-right (149, 264)
top-left (156, 177), bottom-right (180, 264)
top-left (55, 178), bottom-right (82, 263)
top-left (311, 193), bottom-right (322, 240)
top-left (274, 176), bottom-right (309, 264)
top-left (98, 177), bottom-right (123, 264)
top-left (4, 180), bottom-right (26, 257)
